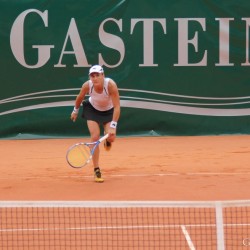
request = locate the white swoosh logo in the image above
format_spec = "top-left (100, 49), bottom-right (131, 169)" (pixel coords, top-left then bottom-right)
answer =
top-left (1, 88), bottom-right (250, 116)
top-left (1, 100), bottom-right (250, 116)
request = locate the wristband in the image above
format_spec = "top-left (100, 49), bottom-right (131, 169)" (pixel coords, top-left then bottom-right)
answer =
top-left (110, 121), bottom-right (117, 129)
top-left (73, 107), bottom-right (79, 114)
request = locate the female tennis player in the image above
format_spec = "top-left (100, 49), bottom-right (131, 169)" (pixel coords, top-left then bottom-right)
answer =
top-left (70, 65), bottom-right (120, 183)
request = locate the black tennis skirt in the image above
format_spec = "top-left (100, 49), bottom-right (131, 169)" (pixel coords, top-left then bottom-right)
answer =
top-left (81, 100), bottom-right (114, 124)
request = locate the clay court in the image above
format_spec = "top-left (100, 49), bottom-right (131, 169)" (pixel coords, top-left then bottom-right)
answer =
top-left (0, 135), bottom-right (250, 249)
top-left (0, 135), bottom-right (249, 201)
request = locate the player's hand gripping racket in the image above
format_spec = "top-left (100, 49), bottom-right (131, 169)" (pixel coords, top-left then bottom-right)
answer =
top-left (66, 134), bottom-right (109, 168)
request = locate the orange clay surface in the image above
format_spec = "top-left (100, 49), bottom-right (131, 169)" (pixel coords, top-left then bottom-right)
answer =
top-left (0, 135), bottom-right (249, 201)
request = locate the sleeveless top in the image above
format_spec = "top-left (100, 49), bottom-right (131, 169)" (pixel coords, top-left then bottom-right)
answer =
top-left (88, 78), bottom-right (113, 111)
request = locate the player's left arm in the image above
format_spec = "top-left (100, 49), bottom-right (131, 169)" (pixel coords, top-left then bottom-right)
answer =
top-left (108, 79), bottom-right (120, 137)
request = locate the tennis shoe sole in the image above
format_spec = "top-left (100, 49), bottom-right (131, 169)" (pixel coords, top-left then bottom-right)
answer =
top-left (104, 140), bottom-right (112, 151)
top-left (95, 177), bottom-right (104, 183)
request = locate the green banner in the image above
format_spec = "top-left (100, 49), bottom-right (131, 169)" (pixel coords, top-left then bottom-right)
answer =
top-left (1, 0), bottom-right (250, 138)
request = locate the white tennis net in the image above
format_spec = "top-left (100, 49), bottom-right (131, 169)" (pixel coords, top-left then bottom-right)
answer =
top-left (0, 200), bottom-right (249, 249)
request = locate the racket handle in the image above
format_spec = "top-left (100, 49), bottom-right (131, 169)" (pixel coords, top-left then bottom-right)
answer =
top-left (99, 133), bottom-right (109, 143)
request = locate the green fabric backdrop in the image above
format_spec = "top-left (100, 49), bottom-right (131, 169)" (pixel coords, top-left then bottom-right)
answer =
top-left (0, 0), bottom-right (250, 138)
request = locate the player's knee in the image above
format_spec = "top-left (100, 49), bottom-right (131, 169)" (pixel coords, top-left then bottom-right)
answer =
top-left (91, 134), bottom-right (100, 142)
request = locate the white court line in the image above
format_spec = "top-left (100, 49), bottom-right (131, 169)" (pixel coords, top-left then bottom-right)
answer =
top-left (1, 222), bottom-right (249, 233)
top-left (0, 172), bottom-right (250, 180)
top-left (0, 224), bottom-right (182, 232)
top-left (181, 225), bottom-right (196, 250)
top-left (62, 172), bottom-right (250, 179)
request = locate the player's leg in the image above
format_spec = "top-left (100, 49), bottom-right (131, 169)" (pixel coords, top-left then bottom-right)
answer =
top-left (103, 122), bottom-right (113, 151)
top-left (87, 120), bottom-right (104, 182)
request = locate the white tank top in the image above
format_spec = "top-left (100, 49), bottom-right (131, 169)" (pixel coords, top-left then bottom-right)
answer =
top-left (88, 78), bottom-right (113, 111)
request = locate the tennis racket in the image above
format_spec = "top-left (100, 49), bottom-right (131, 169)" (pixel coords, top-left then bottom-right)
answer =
top-left (66, 134), bottom-right (109, 168)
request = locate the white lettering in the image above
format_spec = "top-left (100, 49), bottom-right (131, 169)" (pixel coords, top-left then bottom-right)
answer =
top-left (9, 9), bottom-right (250, 68)
top-left (174, 18), bottom-right (207, 66)
top-left (10, 9), bottom-right (54, 69)
top-left (131, 18), bottom-right (167, 66)
top-left (241, 18), bottom-right (250, 66)
top-left (54, 18), bottom-right (90, 68)
top-left (215, 18), bottom-right (234, 66)
top-left (99, 18), bottom-right (125, 68)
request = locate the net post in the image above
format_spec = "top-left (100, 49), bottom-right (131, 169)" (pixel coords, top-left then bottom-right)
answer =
top-left (215, 201), bottom-right (225, 250)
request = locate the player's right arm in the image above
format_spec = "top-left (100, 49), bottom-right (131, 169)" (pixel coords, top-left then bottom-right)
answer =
top-left (70, 81), bottom-right (89, 122)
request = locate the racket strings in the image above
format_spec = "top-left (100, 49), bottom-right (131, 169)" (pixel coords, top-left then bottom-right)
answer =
top-left (67, 144), bottom-right (91, 168)
top-left (79, 145), bottom-right (91, 159)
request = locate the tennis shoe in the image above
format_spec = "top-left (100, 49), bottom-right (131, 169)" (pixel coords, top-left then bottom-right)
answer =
top-left (94, 168), bottom-right (104, 183)
top-left (104, 139), bottom-right (112, 151)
